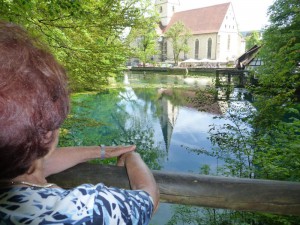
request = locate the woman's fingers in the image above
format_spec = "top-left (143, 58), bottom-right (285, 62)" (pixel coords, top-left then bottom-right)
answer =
top-left (105, 145), bottom-right (136, 158)
top-left (116, 152), bottom-right (137, 167)
top-left (117, 155), bottom-right (125, 167)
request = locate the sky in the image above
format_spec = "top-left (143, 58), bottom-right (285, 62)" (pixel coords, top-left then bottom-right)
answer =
top-left (160, 0), bottom-right (275, 31)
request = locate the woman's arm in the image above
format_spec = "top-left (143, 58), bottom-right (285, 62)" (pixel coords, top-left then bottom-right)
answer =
top-left (117, 152), bottom-right (160, 213)
top-left (43, 145), bottom-right (136, 177)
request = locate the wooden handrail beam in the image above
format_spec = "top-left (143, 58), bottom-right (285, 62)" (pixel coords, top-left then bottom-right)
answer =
top-left (48, 163), bottom-right (300, 216)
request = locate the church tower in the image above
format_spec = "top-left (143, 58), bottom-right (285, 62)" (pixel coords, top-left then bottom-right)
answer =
top-left (155, 0), bottom-right (180, 27)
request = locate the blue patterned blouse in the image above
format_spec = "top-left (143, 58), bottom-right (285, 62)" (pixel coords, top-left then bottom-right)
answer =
top-left (0, 183), bottom-right (154, 225)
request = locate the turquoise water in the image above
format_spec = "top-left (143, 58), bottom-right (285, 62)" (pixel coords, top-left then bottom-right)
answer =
top-left (61, 72), bottom-right (252, 224)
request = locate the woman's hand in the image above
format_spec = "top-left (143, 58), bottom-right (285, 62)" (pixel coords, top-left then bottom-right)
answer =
top-left (116, 151), bottom-right (136, 167)
top-left (104, 145), bottom-right (136, 159)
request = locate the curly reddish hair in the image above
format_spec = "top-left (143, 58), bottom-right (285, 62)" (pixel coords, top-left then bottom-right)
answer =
top-left (0, 21), bottom-right (69, 179)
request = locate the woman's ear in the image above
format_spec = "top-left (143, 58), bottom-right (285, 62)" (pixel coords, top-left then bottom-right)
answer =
top-left (44, 131), bottom-right (54, 143)
top-left (44, 130), bottom-right (59, 158)
top-left (42, 130), bottom-right (59, 145)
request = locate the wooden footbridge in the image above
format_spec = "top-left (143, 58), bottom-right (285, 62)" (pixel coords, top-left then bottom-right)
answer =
top-left (215, 45), bottom-right (261, 88)
top-left (48, 163), bottom-right (300, 216)
top-left (215, 69), bottom-right (254, 88)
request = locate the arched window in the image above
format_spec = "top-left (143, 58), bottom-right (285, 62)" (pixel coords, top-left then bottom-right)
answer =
top-left (207, 38), bottom-right (212, 59)
top-left (184, 39), bottom-right (188, 59)
top-left (227, 34), bottom-right (231, 50)
top-left (195, 39), bottom-right (199, 59)
top-left (160, 6), bottom-right (163, 13)
top-left (162, 41), bottom-right (167, 61)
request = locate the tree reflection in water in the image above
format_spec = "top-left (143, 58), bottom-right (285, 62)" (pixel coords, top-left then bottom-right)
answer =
top-left (58, 73), bottom-right (298, 225)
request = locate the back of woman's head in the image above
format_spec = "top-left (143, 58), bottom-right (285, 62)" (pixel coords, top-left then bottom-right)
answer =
top-left (0, 21), bottom-right (69, 179)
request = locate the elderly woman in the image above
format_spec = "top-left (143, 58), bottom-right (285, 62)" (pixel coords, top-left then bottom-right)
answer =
top-left (0, 21), bottom-right (159, 224)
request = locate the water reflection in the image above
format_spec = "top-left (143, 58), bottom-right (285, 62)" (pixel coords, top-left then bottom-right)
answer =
top-left (157, 95), bottom-right (178, 152)
top-left (127, 72), bottom-right (213, 89)
top-left (122, 73), bottom-right (228, 224)
top-left (122, 73), bottom-right (223, 174)
top-left (61, 72), bottom-right (253, 224)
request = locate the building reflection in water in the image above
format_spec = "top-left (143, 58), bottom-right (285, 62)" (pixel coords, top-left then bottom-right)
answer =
top-left (125, 72), bottom-right (231, 153)
top-left (157, 96), bottom-right (179, 152)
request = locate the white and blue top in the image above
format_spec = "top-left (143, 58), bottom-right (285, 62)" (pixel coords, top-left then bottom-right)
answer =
top-left (0, 183), bottom-right (154, 225)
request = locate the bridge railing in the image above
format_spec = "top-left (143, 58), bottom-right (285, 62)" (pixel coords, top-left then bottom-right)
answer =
top-left (48, 163), bottom-right (300, 216)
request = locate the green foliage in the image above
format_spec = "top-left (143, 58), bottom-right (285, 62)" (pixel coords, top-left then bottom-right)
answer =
top-left (250, 0), bottom-right (300, 181)
top-left (200, 164), bottom-right (211, 175)
top-left (253, 117), bottom-right (300, 181)
top-left (185, 98), bottom-right (254, 174)
top-left (245, 31), bottom-right (262, 51)
top-left (206, 102), bottom-right (256, 178)
top-left (126, 12), bottom-right (159, 67)
top-left (164, 21), bottom-right (192, 65)
top-left (166, 204), bottom-right (300, 225)
top-left (254, 0), bottom-right (300, 127)
top-left (0, 0), bottom-right (154, 91)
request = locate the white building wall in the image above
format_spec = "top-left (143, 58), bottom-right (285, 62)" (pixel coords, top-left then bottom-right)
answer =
top-left (165, 31), bottom-right (244, 63)
top-left (160, 2), bottom-right (245, 63)
top-left (188, 34), bottom-right (218, 60)
top-left (155, 0), bottom-right (179, 26)
top-left (166, 33), bottom-right (219, 62)
top-left (217, 32), bottom-right (245, 62)
top-left (217, 3), bottom-right (244, 62)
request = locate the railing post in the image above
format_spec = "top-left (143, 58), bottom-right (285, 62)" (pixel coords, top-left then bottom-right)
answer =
top-left (215, 70), bottom-right (220, 87)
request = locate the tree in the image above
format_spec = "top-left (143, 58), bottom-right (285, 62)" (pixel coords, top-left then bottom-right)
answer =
top-left (251, 0), bottom-right (300, 181)
top-left (0, 0), bottom-right (154, 91)
top-left (253, 0), bottom-right (300, 127)
top-left (184, 0), bottom-right (300, 184)
top-left (245, 31), bottom-right (262, 50)
top-left (164, 21), bottom-right (191, 65)
top-left (126, 14), bottom-right (159, 67)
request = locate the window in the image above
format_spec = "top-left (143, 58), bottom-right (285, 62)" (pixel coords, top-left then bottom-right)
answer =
top-left (184, 39), bottom-right (188, 59)
top-left (160, 6), bottom-right (162, 13)
top-left (207, 38), bottom-right (212, 59)
top-left (227, 35), bottom-right (231, 50)
top-left (195, 39), bottom-right (199, 59)
top-left (163, 41), bottom-right (167, 61)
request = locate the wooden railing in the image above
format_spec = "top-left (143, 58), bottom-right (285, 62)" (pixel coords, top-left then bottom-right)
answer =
top-left (48, 163), bottom-right (300, 216)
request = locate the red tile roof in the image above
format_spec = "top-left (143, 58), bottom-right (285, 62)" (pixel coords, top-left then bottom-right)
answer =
top-left (163, 2), bottom-right (231, 34)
